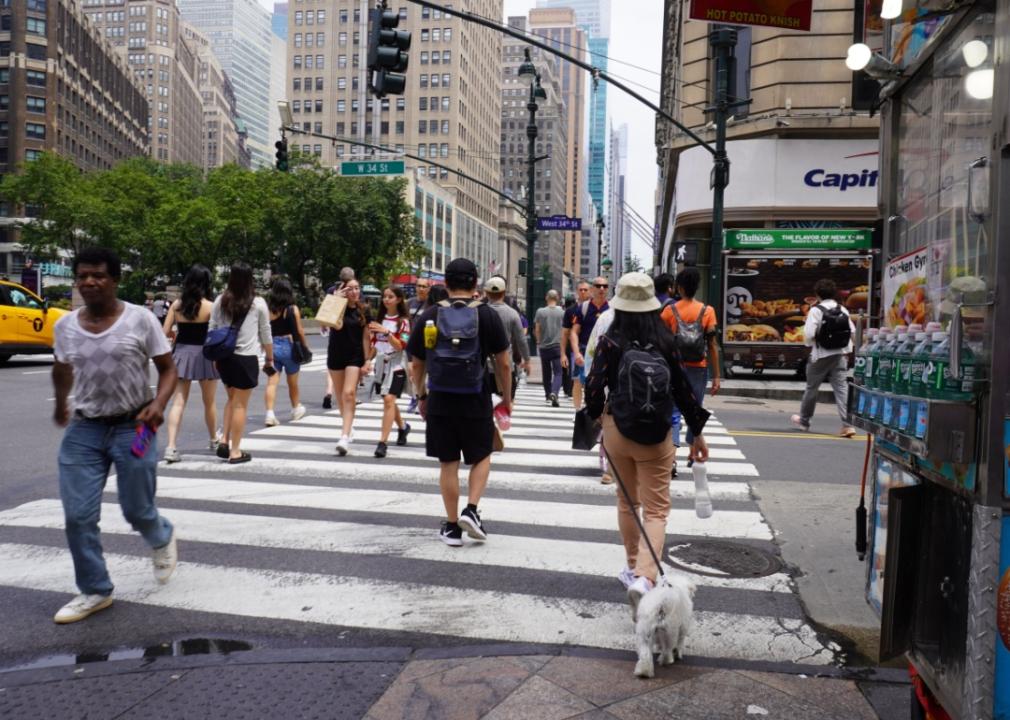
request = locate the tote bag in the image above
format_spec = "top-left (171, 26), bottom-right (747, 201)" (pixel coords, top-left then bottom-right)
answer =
top-left (316, 293), bottom-right (347, 330)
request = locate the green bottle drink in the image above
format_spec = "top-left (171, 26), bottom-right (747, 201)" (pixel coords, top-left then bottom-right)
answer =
top-left (897, 330), bottom-right (927, 433)
top-left (879, 327), bottom-right (906, 426)
top-left (892, 324), bottom-right (923, 395)
top-left (866, 329), bottom-right (888, 390)
top-left (854, 328), bottom-right (877, 417)
top-left (924, 332), bottom-right (952, 399)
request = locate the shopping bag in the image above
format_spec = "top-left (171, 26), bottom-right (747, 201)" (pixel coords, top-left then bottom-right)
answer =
top-left (316, 293), bottom-right (347, 330)
top-left (571, 408), bottom-right (600, 451)
top-left (493, 426), bottom-right (505, 453)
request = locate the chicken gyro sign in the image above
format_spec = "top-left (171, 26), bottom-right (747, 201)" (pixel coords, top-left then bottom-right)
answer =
top-left (689, 0), bottom-right (813, 31)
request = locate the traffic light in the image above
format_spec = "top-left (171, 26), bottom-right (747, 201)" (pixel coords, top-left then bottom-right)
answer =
top-left (367, 7), bottom-right (410, 97)
top-left (274, 137), bottom-right (289, 172)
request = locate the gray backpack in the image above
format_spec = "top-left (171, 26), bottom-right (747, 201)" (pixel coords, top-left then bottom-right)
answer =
top-left (669, 303), bottom-right (708, 363)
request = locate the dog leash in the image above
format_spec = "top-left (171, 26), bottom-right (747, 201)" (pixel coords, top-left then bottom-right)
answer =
top-left (602, 444), bottom-right (668, 582)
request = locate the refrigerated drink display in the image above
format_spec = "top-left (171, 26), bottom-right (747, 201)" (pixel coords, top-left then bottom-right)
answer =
top-left (879, 327), bottom-right (907, 426)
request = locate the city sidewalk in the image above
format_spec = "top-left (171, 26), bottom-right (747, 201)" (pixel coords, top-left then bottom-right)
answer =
top-left (0, 643), bottom-right (909, 719)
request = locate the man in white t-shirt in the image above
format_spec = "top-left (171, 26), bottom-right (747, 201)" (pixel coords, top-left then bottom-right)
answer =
top-left (50, 247), bottom-right (179, 624)
top-left (792, 278), bottom-right (857, 437)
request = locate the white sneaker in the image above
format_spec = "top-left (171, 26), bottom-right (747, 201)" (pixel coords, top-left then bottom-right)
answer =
top-left (54, 593), bottom-right (113, 624)
top-left (336, 436), bottom-right (349, 456)
top-left (164, 447), bottom-right (181, 464)
top-left (290, 404), bottom-right (306, 421)
top-left (617, 566), bottom-right (636, 589)
top-left (210, 431), bottom-right (224, 450)
top-left (627, 576), bottom-right (654, 622)
top-left (152, 532), bottom-right (177, 584)
top-left (264, 412), bottom-right (280, 427)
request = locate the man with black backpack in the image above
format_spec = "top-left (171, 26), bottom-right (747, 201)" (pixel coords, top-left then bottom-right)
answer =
top-left (408, 258), bottom-right (512, 547)
top-left (792, 278), bottom-right (856, 437)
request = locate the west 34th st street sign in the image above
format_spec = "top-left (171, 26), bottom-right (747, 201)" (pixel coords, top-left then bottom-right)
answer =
top-left (339, 160), bottom-right (405, 176)
top-left (536, 215), bottom-right (582, 231)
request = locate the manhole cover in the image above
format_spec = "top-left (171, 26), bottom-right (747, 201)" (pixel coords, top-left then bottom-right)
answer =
top-left (667, 540), bottom-right (783, 578)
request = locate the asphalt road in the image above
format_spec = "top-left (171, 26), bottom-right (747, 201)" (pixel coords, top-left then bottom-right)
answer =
top-left (0, 341), bottom-right (877, 671)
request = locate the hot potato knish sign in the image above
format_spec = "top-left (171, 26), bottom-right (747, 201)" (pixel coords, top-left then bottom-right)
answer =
top-left (689, 0), bottom-right (813, 31)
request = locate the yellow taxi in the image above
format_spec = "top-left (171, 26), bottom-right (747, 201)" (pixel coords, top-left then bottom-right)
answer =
top-left (0, 279), bottom-right (69, 365)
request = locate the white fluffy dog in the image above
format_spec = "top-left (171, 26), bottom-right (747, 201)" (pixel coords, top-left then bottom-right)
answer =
top-left (633, 572), bottom-right (697, 678)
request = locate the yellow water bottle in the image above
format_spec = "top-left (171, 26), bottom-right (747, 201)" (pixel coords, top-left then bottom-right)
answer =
top-left (424, 319), bottom-right (437, 349)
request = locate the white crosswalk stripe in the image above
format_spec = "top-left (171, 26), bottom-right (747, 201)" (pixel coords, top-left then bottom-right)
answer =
top-left (0, 384), bottom-right (836, 665)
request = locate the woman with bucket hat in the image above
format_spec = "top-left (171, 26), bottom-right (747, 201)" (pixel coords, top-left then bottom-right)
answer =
top-left (585, 272), bottom-right (710, 613)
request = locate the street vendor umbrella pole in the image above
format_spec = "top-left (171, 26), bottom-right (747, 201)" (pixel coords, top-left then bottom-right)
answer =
top-left (856, 432), bottom-right (871, 560)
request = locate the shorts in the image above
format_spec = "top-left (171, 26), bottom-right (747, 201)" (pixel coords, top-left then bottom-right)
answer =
top-left (377, 369), bottom-right (407, 398)
top-left (572, 346), bottom-right (588, 384)
top-left (425, 413), bottom-right (494, 465)
top-left (327, 342), bottom-right (365, 371)
top-left (217, 354), bottom-right (259, 390)
top-left (272, 336), bottom-right (300, 375)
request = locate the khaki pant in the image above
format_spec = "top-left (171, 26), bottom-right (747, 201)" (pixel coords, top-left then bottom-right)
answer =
top-left (602, 414), bottom-right (675, 583)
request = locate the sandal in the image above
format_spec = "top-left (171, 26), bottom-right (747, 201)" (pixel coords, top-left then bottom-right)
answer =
top-left (216, 443), bottom-right (230, 459)
top-left (227, 452), bottom-right (252, 464)
top-left (671, 460), bottom-right (678, 479)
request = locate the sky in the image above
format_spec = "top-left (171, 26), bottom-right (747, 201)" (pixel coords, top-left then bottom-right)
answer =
top-left (258, 0), bottom-right (663, 265)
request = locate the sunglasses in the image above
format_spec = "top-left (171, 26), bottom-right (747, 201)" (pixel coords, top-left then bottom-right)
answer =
top-left (593, 283), bottom-right (609, 289)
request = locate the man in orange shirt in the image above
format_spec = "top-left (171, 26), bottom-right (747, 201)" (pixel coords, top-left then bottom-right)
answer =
top-left (661, 267), bottom-right (721, 452)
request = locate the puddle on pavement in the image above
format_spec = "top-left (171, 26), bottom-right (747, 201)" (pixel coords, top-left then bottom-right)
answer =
top-left (2, 638), bottom-right (253, 674)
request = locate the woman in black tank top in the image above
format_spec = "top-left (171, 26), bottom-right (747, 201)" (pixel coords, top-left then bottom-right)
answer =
top-left (162, 265), bottom-right (220, 463)
top-left (264, 277), bottom-right (309, 426)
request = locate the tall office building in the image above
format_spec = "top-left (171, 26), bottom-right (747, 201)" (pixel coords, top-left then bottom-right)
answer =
top-left (606, 122), bottom-right (628, 274)
top-left (272, 2), bottom-right (289, 40)
top-left (178, 0), bottom-right (274, 168)
top-left (182, 24), bottom-right (251, 168)
top-left (526, 7), bottom-right (585, 281)
top-left (285, 1), bottom-right (503, 277)
top-left (87, 0), bottom-right (205, 165)
top-left (269, 33), bottom-right (287, 150)
top-left (501, 18), bottom-right (567, 291)
top-left (0, 0), bottom-right (148, 274)
top-left (538, 0), bottom-right (610, 246)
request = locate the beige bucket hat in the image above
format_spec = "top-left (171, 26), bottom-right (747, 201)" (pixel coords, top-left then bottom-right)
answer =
top-left (609, 272), bottom-right (661, 313)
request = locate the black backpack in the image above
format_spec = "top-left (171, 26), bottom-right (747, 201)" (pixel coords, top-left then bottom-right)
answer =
top-left (609, 341), bottom-right (675, 445)
top-left (669, 302), bottom-right (708, 363)
top-left (814, 303), bottom-right (852, 350)
top-left (427, 299), bottom-right (484, 394)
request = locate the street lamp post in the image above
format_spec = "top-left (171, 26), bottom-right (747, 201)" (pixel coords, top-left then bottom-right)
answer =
top-left (595, 214), bottom-right (605, 276)
top-left (518, 48), bottom-right (546, 344)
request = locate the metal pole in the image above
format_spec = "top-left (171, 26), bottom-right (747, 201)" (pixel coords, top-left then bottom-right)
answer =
top-left (526, 80), bottom-right (539, 350)
top-left (708, 27), bottom-right (735, 341)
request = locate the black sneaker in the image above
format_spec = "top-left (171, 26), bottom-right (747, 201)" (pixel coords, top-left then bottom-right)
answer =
top-left (439, 521), bottom-right (463, 547)
top-left (458, 506), bottom-right (487, 541)
top-left (396, 423), bottom-right (411, 446)
top-left (322, 394), bottom-right (332, 410)
top-left (550, 393), bottom-right (560, 408)
top-left (374, 441), bottom-right (387, 458)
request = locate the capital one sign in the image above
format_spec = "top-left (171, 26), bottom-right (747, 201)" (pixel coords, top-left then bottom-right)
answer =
top-left (689, 0), bottom-right (813, 31)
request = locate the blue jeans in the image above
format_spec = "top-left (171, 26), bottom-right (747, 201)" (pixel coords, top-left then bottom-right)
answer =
top-left (538, 346), bottom-right (562, 398)
top-left (58, 418), bottom-right (174, 596)
top-left (682, 365), bottom-right (709, 444)
top-left (273, 336), bottom-right (300, 375)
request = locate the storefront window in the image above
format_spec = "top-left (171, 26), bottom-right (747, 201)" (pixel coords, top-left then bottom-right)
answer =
top-left (893, 12), bottom-right (993, 328)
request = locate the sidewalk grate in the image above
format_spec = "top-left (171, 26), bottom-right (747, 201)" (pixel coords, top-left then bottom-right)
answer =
top-left (667, 540), bottom-right (783, 579)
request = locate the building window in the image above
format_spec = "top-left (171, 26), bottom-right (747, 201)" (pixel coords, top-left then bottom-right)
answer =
top-left (316, 77), bottom-right (324, 90)
top-left (418, 119), bottom-right (426, 134)
top-left (316, 32), bottom-right (325, 47)
top-left (27, 0), bottom-right (46, 10)
top-left (421, 29), bottom-right (429, 42)
top-left (431, 51), bottom-right (440, 64)
top-left (337, 54), bottom-right (346, 68)
top-left (294, 55), bottom-right (302, 69)
top-left (441, 120), bottom-right (449, 134)
top-left (26, 122), bottom-right (45, 139)
top-left (317, 9), bottom-right (325, 22)
top-left (293, 78), bottom-right (301, 91)
top-left (396, 97), bottom-right (405, 111)
top-left (26, 17), bottom-right (45, 34)
top-left (0, 69), bottom-right (7, 84)
top-left (419, 97), bottom-right (427, 111)
top-left (431, 74), bottom-right (439, 87)
top-left (395, 120), bottom-right (404, 134)
top-left (337, 99), bottom-right (345, 112)
top-left (305, 55), bottom-right (314, 68)
top-left (316, 55), bottom-right (324, 68)
top-left (313, 145), bottom-right (322, 156)
top-left (294, 33), bottom-right (302, 48)
top-left (336, 145), bottom-right (344, 157)
top-left (338, 31), bottom-right (347, 46)
top-left (25, 149), bottom-right (42, 161)
top-left (443, 50), bottom-right (451, 64)
top-left (339, 8), bottom-right (347, 23)
top-left (26, 43), bottom-right (46, 60)
top-left (337, 77), bottom-right (346, 90)
top-left (315, 99), bottom-right (323, 112)
top-left (442, 73), bottom-right (450, 87)
top-left (351, 99), bottom-right (359, 112)
top-left (294, 11), bottom-right (302, 25)
top-left (441, 97), bottom-right (450, 111)
top-left (420, 74), bottom-right (428, 88)
top-left (26, 96), bottom-right (44, 112)
top-left (428, 119), bottom-right (437, 134)
top-left (336, 122), bottom-right (345, 134)
top-left (432, 29), bottom-right (440, 42)
top-left (444, 27), bottom-right (452, 42)
top-left (292, 100), bottom-right (301, 112)
top-left (420, 52), bottom-right (428, 64)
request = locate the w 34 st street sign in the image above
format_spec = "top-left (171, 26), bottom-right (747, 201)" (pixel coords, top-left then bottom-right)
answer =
top-left (536, 215), bottom-right (582, 231)
top-left (340, 160), bottom-right (405, 176)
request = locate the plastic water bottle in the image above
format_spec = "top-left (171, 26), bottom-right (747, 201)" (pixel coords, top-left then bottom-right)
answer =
top-left (889, 324), bottom-right (921, 429)
top-left (693, 462), bottom-right (713, 519)
top-left (853, 328), bottom-right (877, 387)
top-left (898, 331), bottom-right (928, 434)
top-left (423, 319), bottom-right (437, 349)
top-left (876, 326), bottom-right (905, 393)
top-left (865, 329), bottom-right (889, 390)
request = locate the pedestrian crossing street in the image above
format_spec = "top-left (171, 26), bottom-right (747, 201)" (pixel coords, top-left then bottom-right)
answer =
top-left (0, 383), bottom-right (840, 666)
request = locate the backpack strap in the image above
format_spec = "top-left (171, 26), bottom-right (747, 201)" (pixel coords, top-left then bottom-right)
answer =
top-left (668, 302), bottom-right (684, 326)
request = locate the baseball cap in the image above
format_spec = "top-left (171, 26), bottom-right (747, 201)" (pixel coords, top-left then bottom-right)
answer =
top-left (445, 258), bottom-right (478, 280)
top-left (484, 276), bottom-right (507, 293)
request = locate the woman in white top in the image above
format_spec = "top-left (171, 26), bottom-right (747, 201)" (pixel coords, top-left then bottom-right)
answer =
top-left (209, 263), bottom-right (273, 464)
top-left (368, 285), bottom-right (411, 458)
top-left (162, 264), bottom-right (220, 463)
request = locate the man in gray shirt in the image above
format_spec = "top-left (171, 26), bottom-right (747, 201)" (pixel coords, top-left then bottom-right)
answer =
top-left (484, 276), bottom-right (529, 400)
top-left (535, 290), bottom-right (565, 406)
top-left (51, 247), bottom-right (179, 624)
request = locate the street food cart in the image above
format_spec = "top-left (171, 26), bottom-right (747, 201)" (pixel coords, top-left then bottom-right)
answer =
top-left (846, 4), bottom-right (1010, 718)
top-left (720, 228), bottom-right (874, 376)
